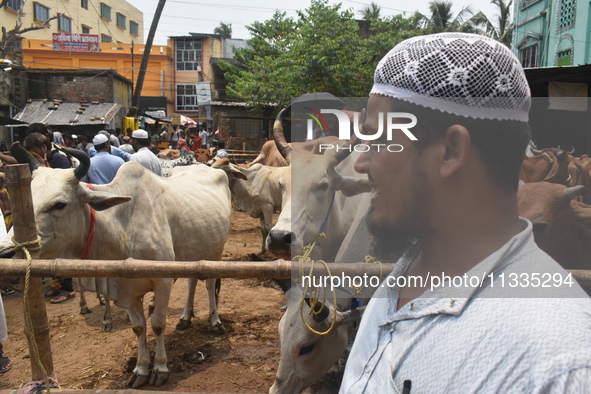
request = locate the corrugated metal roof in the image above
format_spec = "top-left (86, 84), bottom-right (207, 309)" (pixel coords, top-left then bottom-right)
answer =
top-left (14, 100), bottom-right (122, 126)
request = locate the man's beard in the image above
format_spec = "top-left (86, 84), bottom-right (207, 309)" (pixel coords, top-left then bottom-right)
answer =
top-left (367, 164), bottom-right (431, 262)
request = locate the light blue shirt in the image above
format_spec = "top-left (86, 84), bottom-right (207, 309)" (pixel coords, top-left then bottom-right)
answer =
top-left (82, 152), bottom-right (125, 185)
top-left (130, 147), bottom-right (163, 176)
top-left (89, 145), bottom-right (131, 161)
top-left (341, 219), bottom-right (591, 393)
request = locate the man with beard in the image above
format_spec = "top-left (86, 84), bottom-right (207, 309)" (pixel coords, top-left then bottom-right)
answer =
top-left (340, 33), bottom-right (591, 392)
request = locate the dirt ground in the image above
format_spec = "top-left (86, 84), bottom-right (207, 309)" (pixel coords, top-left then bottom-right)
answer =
top-left (0, 210), bottom-right (286, 393)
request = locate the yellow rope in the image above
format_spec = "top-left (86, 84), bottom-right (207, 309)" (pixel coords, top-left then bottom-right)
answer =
top-left (294, 236), bottom-right (385, 336)
top-left (1, 237), bottom-right (54, 392)
top-left (294, 233), bottom-right (339, 336)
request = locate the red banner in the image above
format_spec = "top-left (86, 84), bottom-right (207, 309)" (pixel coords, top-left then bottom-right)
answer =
top-left (52, 33), bottom-right (99, 52)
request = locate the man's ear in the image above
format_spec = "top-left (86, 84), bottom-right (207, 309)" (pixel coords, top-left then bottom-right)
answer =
top-left (440, 124), bottom-right (470, 178)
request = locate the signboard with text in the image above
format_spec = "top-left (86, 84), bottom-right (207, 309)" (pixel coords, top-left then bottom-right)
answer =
top-left (52, 33), bottom-right (99, 52)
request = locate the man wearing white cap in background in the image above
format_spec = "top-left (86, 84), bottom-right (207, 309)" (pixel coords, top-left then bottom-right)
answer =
top-left (88, 130), bottom-right (131, 162)
top-left (340, 33), bottom-right (591, 393)
top-left (82, 133), bottom-right (124, 185)
top-left (130, 129), bottom-right (162, 176)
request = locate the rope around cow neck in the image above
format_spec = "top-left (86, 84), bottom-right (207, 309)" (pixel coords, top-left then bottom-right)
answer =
top-left (0, 237), bottom-right (56, 392)
top-left (295, 235), bottom-right (385, 336)
top-left (295, 233), bottom-right (339, 336)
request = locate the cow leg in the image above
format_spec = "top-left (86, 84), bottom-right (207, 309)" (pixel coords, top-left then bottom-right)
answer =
top-left (126, 296), bottom-right (150, 388)
top-left (79, 287), bottom-right (91, 315)
top-left (102, 298), bottom-right (112, 332)
top-left (206, 278), bottom-right (223, 330)
top-left (176, 278), bottom-right (197, 330)
top-left (260, 205), bottom-right (274, 254)
top-left (149, 280), bottom-right (171, 386)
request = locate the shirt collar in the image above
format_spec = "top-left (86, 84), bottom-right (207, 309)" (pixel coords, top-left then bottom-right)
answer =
top-left (381, 218), bottom-right (536, 324)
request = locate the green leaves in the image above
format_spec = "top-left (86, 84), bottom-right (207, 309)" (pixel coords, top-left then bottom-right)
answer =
top-left (221, 0), bottom-right (421, 114)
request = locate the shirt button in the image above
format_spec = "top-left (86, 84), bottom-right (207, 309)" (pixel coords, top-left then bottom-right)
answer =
top-left (364, 365), bottom-right (371, 374)
top-left (449, 300), bottom-right (456, 307)
top-left (409, 302), bottom-right (414, 311)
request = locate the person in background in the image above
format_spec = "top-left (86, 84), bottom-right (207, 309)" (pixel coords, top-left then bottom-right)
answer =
top-left (109, 129), bottom-right (120, 148)
top-left (0, 291), bottom-right (11, 373)
top-left (171, 124), bottom-right (181, 149)
top-left (25, 124), bottom-right (71, 169)
top-left (0, 174), bottom-right (12, 232)
top-left (52, 131), bottom-right (65, 147)
top-left (22, 133), bottom-right (50, 167)
top-left (88, 131), bottom-right (131, 162)
top-left (82, 134), bottom-right (125, 185)
top-left (130, 130), bottom-right (162, 176)
top-left (177, 138), bottom-right (192, 157)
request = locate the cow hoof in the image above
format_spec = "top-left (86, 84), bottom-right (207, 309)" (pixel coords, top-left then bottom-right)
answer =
top-left (80, 307), bottom-right (92, 315)
top-left (210, 321), bottom-right (225, 332)
top-left (127, 372), bottom-right (149, 388)
top-left (102, 320), bottom-right (112, 332)
top-left (176, 318), bottom-right (192, 331)
top-left (149, 369), bottom-right (169, 386)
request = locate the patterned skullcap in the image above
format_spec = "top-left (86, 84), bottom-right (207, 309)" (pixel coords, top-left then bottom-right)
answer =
top-left (372, 33), bottom-right (531, 122)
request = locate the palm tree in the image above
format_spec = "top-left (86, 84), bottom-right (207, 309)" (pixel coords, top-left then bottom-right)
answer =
top-left (360, 2), bottom-right (381, 21)
top-left (471, 0), bottom-right (514, 47)
top-left (415, 0), bottom-right (477, 33)
top-left (214, 22), bottom-right (232, 39)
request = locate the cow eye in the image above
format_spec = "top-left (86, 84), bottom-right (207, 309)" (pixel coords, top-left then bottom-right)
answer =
top-left (50, 202), bottom-right (67, 211)
top-left (316, 182), bottom-right (329, 191)
top-left (299, 344), bottom-right (314, 356)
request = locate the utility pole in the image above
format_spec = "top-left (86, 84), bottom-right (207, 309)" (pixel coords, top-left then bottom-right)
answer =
top-left (129, 0), bottom-right (166, 117)
top-left (131, 41), bottom-right (134, 94)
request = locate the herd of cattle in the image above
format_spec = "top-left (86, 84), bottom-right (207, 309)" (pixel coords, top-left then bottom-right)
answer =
top-left (0, 122), bottom-right (589, 392)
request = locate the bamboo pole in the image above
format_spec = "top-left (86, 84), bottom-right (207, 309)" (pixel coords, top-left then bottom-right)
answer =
top-left (5, 164), bottom-right (55, 381)
top-left (0, 258), bottom-right (588, 288)
top-left (0, 258), bottom-right (394, 280)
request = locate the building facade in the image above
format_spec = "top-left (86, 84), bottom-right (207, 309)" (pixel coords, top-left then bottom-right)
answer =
top-left (1, 0), bottom-right (143, 46)
top-left (513, 0), bottom-right (591, 67)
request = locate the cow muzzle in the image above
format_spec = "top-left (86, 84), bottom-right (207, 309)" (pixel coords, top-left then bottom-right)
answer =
top-left (267, 230), bottom-right (293, 257)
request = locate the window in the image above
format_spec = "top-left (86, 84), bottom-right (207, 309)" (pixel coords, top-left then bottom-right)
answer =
top-left (101, 34), bottom-right (112, 43)
top-left (82, 25), bottom-right (90, 34)
top-left (521, 44), bottom-right (539, 68)
top-left (557, 49), bottom-right (572, 65)
top-left (6, 0), bottom-right (22, 11)
top-left (176, 84), bottom-right (199, 111)
top-left (81, 0), bottom-right (88, 10)
top-left (175, 37), bottom-right (202, 71)
top-left (130, 21), bottom-right (139, 35)
top-left (58, 14), bottom-right (72, 33)
top-left (558, 0), bottom-right (576, 32)
top-left (116, 13), bottom-right (126, 28)
top-left (100, 3), bottom-right (111, 20)
top-left (33, 3), bottom-right (50, 22)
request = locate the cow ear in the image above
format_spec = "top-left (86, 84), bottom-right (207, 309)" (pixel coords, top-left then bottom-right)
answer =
top-left (87, 190), bottom-right (132, 211)
top-left (212, 159), bottom-right (248, 181)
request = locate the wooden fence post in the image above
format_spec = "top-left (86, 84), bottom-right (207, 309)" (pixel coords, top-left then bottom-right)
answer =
top-left (5, 164), bottom-right (55, 381)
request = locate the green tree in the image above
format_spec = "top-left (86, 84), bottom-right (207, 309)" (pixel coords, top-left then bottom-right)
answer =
top-left (221, 0), bottom-right (421, 111)
top-left (471, 0), bottom-right (514, 47)
top-left (415, 0), bottom-right (478, 33)
top-left (361, 2), bottom-right (381, 21)
top-left (214, 22), bottom-right (232, 39)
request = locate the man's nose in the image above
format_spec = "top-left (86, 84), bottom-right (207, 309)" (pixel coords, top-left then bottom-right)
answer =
top-left (354, 146), bottom-right (371, 174)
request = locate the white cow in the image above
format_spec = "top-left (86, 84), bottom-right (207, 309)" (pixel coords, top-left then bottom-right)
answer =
top-left (1, 143), bottom-right (233, 388)
top-left (159, 154), bottom-right (199, 177)
top-left (216, 159), bottom-right (287, 254)
top-left (271, 194), bottom-right (375, 393)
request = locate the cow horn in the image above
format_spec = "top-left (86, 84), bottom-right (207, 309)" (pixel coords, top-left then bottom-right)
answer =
top-left (531, 148), bottom-right (543, 155)
top-left (564, 185), bottom-right (585, 202)
top-left (568, 146), bottom-right (575, 154)
top-left (10, 142), bottom-right (42, 173)
top-left (333, 135), bottom-right (360, 165)
top-left (335, 306), bottom-right (366, 327)
top-left (273, 107), bottom-right (292, 164)
top-left (304, 298), bottom-right (331, 323)
top-left (60, 147), bottom-right (90, 180)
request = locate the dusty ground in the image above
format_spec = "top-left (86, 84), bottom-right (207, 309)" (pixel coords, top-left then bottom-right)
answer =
top-left (0, 210), bottom-right (285, 393)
